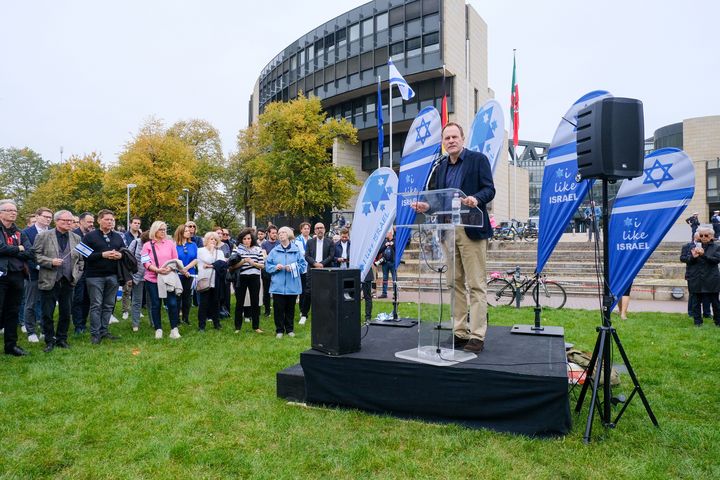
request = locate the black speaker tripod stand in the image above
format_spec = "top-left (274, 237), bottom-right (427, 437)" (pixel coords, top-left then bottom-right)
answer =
top-left (574, 179), bottom-right (659, 443)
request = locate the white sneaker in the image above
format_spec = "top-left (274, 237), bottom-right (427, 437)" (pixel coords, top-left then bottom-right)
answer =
top-left (109, 315), bottom-right (119, 324)
top-left (155, 329), bottom-right (163, 339)
top-left (140, 313), bottom-right (145, 318)
top-left (169, 328), bottom-right (181, 339)
top-left (288, 332), bottom-right (296, 338)
top-left (0, 328), bottom-right (4, 335)
top-left (235, 330), bottom-right (240, 334)
top-left (122, 312), bottom-right (129, 320)
top-left (132, 326), bottom-right (139, 332)
top-left (299, 316), bottom-right (307, 325)
top-left (244, 318), bottom-right (250, 323)
top-left (21, 325), bottom-right (27, 333)
top-left (276, 333), bottom-right (283, 339)
top-left (27, 333), bottom-right (39, 343)
top-left (39, 334), bottom-right (44, 341)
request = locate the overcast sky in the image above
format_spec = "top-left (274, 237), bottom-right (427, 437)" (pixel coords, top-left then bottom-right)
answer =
top-left (1, 0), bottom-right (717, 164)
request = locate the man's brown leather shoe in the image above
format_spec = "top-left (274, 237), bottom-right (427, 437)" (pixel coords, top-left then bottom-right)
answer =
top-left (463, 338), bottom-right (484, 353)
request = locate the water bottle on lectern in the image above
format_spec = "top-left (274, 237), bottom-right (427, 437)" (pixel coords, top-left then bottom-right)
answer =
top-left (451, 193), bottom-right (461, 225)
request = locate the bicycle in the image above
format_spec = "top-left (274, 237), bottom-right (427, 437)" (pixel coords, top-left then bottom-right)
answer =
top-left (487, 266), bottom-right (567, 309)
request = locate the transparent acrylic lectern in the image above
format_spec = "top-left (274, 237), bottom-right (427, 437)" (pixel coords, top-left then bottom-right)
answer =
top-left (394, 188), bottom-right (482, 366)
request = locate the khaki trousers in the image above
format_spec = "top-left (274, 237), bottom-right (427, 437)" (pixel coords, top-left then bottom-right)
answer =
top-left (448, 228), bottom-right (488, 341)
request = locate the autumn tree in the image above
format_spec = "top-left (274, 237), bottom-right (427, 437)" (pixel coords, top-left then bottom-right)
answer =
top-left (0, 147), bottom-right (50, 211)
top-left (105, 127), bottom-right (199, 227)
top-left (167, 119), bottom-right (226, 220)
top-left (24, 153), bottom-right (106, 216)
top-left (237, 95), bottom-right (358, 219)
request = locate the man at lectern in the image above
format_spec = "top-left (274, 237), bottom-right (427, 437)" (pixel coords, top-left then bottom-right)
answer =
top-left (412, 122), bottom-right (495, 353)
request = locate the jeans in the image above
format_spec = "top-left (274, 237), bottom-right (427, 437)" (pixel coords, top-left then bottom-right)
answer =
top-left (86, 275), bottom-right (119, 339)
top-left (273, 294), bottom-right (297, 334)
top-left (131, 280), bottom-right (145, 328)
top-left (235, 275), bottom-right (260, 330)
top-left (299, 272), bottom-right (310, 316)
top-left (23, 279), bottom-right (43, 335)
top-left (261, 270), bottom-right (272, 315)
top-left (40, 278), bottom-right (73, 344)
top-left (121, 280), bottom-right (133, 314)
top-left (145, 281), bottom-right (179, 330)
top-left (381, 263), bottom-right (397, 296)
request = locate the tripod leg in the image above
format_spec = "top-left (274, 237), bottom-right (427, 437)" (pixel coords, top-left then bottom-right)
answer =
top-left (611, 330), bottom-right (659, 427)
top-left (583, 329), bottom-right (608, 443)
top-left (575, 328), bottom-right (602, 412)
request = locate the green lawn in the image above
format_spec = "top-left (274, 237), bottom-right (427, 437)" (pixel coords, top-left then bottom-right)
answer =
top-left (1, 302), bottom-right (718, 479)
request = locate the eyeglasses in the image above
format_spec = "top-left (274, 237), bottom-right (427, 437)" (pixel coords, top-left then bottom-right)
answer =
top-left (41, 215), bottom-right (53, 219)
top-left (158, 228), bottom-right (167, 231)
top-left (699, 234), bottom-right (713, 238)
top-left (58, 218), bottom-right (74, 222)
top-left (0, 209), bottom-right (17, 213)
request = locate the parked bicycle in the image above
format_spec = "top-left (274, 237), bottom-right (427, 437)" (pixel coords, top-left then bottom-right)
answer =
top-left (493, 219), bottom-right (537, 242)
top-left (487, 266), bottom-right (567, 309)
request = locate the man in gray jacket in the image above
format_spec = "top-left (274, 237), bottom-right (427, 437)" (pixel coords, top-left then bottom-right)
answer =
top-left (34, 210), bottom-right (84, 352)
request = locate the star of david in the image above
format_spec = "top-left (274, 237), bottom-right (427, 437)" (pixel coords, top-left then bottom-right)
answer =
top-left (556, 168), bottom-right (564, 179)
top-left (624, 217), bottom-right (633, 227)
top-left (415, 118), bottom-right (432, 145)
top-left (643, 159), bottom-right (673, 188)
top-left (362, 173), bottom-right (392, 215)
top-left (474, 105), bottom-right (496, 147)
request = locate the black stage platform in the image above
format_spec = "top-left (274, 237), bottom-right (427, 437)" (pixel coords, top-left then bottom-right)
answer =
top-left (277, 325), bottom-right (571, 437)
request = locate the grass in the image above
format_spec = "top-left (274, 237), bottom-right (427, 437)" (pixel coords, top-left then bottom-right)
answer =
top-left (1, 300), bottom-right (719, 479)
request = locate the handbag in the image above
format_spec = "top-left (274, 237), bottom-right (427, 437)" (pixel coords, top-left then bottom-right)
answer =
top-left (196, 250), bottom-right (217, 293)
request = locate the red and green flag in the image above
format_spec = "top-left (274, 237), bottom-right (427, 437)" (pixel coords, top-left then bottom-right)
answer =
top-left (510, 52), bottom-right (520, 147)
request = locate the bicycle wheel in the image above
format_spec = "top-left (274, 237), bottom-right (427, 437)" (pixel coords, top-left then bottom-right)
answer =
top-left (487, 278), bottom-right (515, 307)
top-left (532, 281), bottom-right (567, 309)
top-left (523, 230), bottom-right (538, 242)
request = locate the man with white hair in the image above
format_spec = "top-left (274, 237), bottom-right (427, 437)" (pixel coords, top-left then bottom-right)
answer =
top-left (0, 199), bottom-right (35, 356)
top-left (34, 210), bottom-right (84, 352)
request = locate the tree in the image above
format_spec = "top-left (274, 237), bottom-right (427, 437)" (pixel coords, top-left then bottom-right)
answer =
top-left (105, 128), bottom-right (199, 227)
top-left (167, 119), bottom-right (226, 221)
top-left (24, 153), bottom-right (106, 216)
top-left (0, 147), bottom-right (50, 210)
top-left (238, 95), bottom-right (358, 219)
top-left (228, 124), bottom-right (260, 224)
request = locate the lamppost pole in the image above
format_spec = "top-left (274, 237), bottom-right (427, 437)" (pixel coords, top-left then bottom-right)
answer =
top-left (182, 188), bottom-right (190, 223)
top-left (126, 183), bottom-right (137, 228)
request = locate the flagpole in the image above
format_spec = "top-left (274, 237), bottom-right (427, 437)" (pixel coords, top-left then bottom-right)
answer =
top-left (389, 73), bottom-right (393, 170)
top-left (377, 75), bottom-right (382, 170)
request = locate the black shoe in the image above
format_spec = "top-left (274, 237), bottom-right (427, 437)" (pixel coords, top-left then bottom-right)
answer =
top-left (378, 294), bottom-right (388, 299)
top-left (463, 338), bottom-right (484, 353)
top-left (91, 336), bottom-right (102, 345)
top-left (453, 335), bottom-right (469, 348)
top-left (5, 346), bottom-right (29, 356)
top-left (44, 343), bottom-right (55, 353)
top-left (101, 333), bottom-right (120, 341)
top-left (56, 340), bottom-right (71, 349)
top-left (74, 327), bottom-right (86, 335)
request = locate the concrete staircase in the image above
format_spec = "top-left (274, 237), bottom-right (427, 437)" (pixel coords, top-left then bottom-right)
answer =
top-left (394, 237), bottom-right (687, 301)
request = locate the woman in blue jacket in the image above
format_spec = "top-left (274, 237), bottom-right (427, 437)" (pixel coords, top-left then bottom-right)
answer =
top-left (265, 226), bottom-right (307, 338)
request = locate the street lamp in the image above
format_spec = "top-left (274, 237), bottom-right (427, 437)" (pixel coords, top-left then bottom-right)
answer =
top-left (126, 183), bottom-right (137, 228)
top-left (182, 188), bottom-right (190, 223)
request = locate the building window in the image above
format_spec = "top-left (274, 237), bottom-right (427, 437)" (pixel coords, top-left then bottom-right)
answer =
top-left (366, 94), bottom-right (376, 113)
top-left (423, 32), bottom-right (439, 53)
top-left (406, 0), bottom-right (421, 20)
top-left (376, 12), bottom-right (388, 31)
top-left (422, 0), bottom-right (439, 14)
top-left (390, 24), bottom-right (403, 41)
top-left (325, 33), bottom-right (335, 52)
top-left (347, 56), bottom-right (359, 75)
top-left (407, 18), bottom-right (421, 37)
top-left (360, 51), bottom-right (374, 71)
top-left (374, 46), bottom-right (388, 66)
top-left (335, 60), bottom-right (347, 78)
top-left (337, 28), bottom-right (347, 47)
top-left (423, 13), bottom-right (440, 30)
top-left (390, 41), bottom-right (404, 61)
top-left (406, 36), bottom-right (421, 58)
top-left (349, 23), bottom-right (360, 42)
top-left (362, 18), bottom-right (373, 37)
top-left (389, 6), bottom-right (404, 26)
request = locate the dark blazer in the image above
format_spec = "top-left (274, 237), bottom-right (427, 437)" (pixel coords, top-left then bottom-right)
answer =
top-left (22, 225), bottom-right (43, 280)
top-left (0, 223), bottom-right (35, 275)
top-left (305, 236), bottom-right (334, 268)
top-left (333, 241), bottom-right (350, 268)
top-left (681, 240), bottom-right (720, 293)
top-left (428, 148), bottom-right (495, 240)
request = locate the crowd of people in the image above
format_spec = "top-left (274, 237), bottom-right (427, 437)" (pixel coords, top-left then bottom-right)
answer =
top-left (0, 199), bottom-right (398, 356)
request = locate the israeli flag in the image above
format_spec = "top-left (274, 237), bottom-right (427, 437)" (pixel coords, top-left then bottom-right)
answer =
top-left (350, 167), bottom-right (399, 281)
top-left (74, 242), bottom-right (93, 258)
top-left (467, 99), bottom-right (505, 176)
top-left (609, 148), bottom-right (694, 307)
top-left (536, 90), bottom-right (613, 275)
top-left (395, 106), bottom-right (442, 269)
top-left (388, 59), bottom-right (415, 101)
